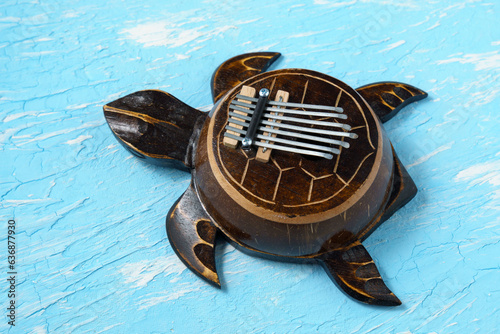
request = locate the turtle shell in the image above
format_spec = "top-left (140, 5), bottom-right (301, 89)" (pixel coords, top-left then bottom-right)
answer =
top-left (195, 69), bottom-right (394, 257)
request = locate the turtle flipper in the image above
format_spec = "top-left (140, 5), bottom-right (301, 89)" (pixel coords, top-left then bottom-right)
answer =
top-left (211, 52), bottom-right (281, 103)
top-left (358, 148), bottom-right (418, 241)
top-left (103, 90), bottom-right (207, 169)
top-left (319, 242), bottom-right (401, 306)
top-left (167, 181), bottom-right (220, 287)
top-left (356, 82), bottom-right (427, 122)
top-left (381, 149), bottom-right (418, 222)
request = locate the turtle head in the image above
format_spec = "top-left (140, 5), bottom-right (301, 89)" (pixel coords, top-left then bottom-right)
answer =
top-left (103, 90), bottom-right (207, 170)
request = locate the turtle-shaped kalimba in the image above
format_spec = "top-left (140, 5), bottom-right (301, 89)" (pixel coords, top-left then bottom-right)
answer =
top-left (103, 52), bottom-right (427, 306)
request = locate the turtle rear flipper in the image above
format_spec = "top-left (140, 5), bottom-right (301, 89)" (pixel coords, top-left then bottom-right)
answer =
top-left (319, 242), bottom-right (401, 306)
top-left (380, 149), bottom-right (418, 223)
top-left (211, 52), bottom-right (281, 103)
top-left (103, 90), bottom-right (206, 169)
top-left (356, 82), bottom-right (428, 122)
top-left (167, 181), bottom-right (220, 287)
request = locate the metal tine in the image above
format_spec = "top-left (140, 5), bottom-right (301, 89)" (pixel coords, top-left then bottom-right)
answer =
top-left (262, 114), bottom-right (351, 130)
top-left (255, 142), bottom-right (334, 159)
top-left (235, 94), bottom-right (343, 112)
top-left (231, 100), bottom-right (256, 109)
top-left (224, 128), bottom-right (341, 155)
top-left (260, 120), bottom-right (358, 138)
top-left (232, 104), bottom-right (348, 126)
top-left (257, 126), bottom-right (350, 148)
top-left (265, 107), bottom-right (347, 119)
top-left (269, 100), bottom-right (343, 113)
top-left (225, 125), bottom-right (247, 135)
top-left (229, 112), bottom-right (252, 122)
top-left (227, 118), bottom-right (249, 128)
top-left (230, 101), bottom-right (346, 119)
top-left (224, 132), bottom-right (247, 142)
top-left (225, 124), bottom-right (351, 148)
top-left (234, 95), bottom-right (258, 103)
top-left (223, 132), bottom-right (334, 159)
top-left (230, 104), bottom-right (255, 114)
top-left (255, 134), bottom-right (340, 154)
top-left (230, 105), bottom-right (349, 128)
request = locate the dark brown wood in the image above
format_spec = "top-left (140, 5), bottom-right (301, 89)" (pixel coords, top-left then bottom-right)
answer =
top-left (166, 181), bottom-right (220, 287)
top-left (104, 53), bottom-right (428, 306)
top-left (211, 52), bottom-right (281, 103)
top-left (103, 90), bottom-right (206, 169)
top-left (320, 242), bottom-right (401, 306)
top-left (194, 68), bottom-right (423, 305)
top-left (196, 69), bottom-right (394, 257)
top-left (357, 148), bottom-right (418, 242)
top-left (378, 149), bottom-right (418, 227)
top-left (356, 82), bottom-right (427, 122)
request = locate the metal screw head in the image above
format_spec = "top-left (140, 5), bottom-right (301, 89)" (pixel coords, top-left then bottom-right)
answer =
top-left (259, 88), bottom-right (270, 97)
top-left (242, 138), bottom-right (252, 148)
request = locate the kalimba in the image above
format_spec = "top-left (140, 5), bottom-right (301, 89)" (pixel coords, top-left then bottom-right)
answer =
top-left (103, 52), bottom-right (427, 305)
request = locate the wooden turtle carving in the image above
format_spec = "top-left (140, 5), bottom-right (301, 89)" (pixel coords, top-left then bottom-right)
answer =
top-left (103, 52), bottom-right (427, 306)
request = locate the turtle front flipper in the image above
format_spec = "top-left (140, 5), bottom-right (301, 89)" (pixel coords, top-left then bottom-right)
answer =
top-left (356, 82), bottom-right (427, 122)
top-left (211, 52), bottom-right (281, 103)
top-left (319, 242), bottom-right (401, 306)
top-left (103, 90), bottom-right (207, 169)
top-left (167, 181), bottom-right (220, 287)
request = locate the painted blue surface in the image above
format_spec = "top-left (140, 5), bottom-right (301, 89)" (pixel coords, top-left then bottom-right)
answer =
top-left (1, 0), bottom-right (499, 333)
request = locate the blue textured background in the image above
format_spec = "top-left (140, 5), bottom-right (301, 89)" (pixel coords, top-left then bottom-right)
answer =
top-left (1, 0), bottom-right (499, 333)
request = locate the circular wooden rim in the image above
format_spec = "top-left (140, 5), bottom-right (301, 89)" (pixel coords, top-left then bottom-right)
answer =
top-left (206, 69), bottom-right (384, 224)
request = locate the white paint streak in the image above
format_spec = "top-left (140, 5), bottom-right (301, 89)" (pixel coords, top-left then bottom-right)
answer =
top-left (235, 18), bottom-right (261, 25)
top-left (3, 111), bottom-right (36, 122)
top-left (36, 198), bottom-right (89, 225)
top-left (425, 21), bottom-right (441, 31)
top-left (20, 51), bottom-right (57, 57)
top-left (379, 40), bottom-right (406, 53)
top-left (249, 43), bottom-right (279, 52)
top-left (455, 161), bottom-right (500, 199)
top-left (62, 10), bottom-right (81, 18)
top-left (314, 0), bottom-right (418, 7)
top-left (2, 198), bottom-right (54, 207)
top-left (96, 324), bottom-right (124, 333)
top-left (410, 16), bottom-right (430, 27)
top-left (65, 135), bottom-right (92, 145)
top-left (119, 255), bottom-right (187, 288)
top-left (436, 51), bottom-right (500, 71)
top-left (415, 295), bottom-right (466, 330)
top-left (67, 103), bottom-right (92, 110)
top-left (28, 326), bottom-right (48, 334)
top-left (0, 16), bottom-right (20, 23)
top-left (138, 288), bottom-right (200, 310)
top-left (407, 142), bottom-right (454, 168)
top-left (17, 121), bottom-right (103, 146)
top-left (313, 0), bottom-right (356, 6)
top-left (289, 30), bottom-right (328, 38)
top-left (121, 20), bottom-right (236, 48)
top-left (174, 53), bottom-right (190, 60)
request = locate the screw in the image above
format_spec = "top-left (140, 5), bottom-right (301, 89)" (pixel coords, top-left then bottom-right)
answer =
top-left (259, 88), bottom-right (270, 98)
top-left (242, 138), bottom-right (252, 148)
